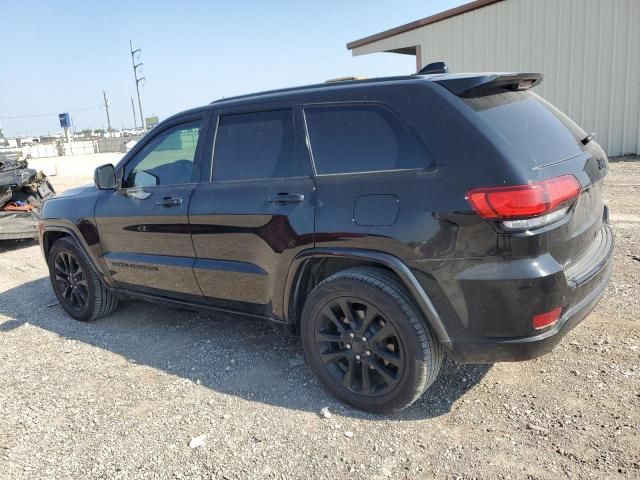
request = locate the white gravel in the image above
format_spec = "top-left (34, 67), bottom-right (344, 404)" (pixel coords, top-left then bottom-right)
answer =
top-left (0, 159), bottom-right (638, 479)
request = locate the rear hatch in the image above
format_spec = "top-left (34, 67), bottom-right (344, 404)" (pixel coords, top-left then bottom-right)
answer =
top-left (438, 74), bottom-right (609, 269)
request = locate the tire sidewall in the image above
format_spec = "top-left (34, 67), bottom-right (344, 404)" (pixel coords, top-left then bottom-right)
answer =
top-left (301, 276), bottom-right (430, 413)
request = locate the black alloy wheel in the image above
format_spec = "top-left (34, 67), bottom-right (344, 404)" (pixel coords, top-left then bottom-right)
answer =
top-left (47, 236), bottom-right (119, 322)
top-left (53, 250), bottom-right (89, 312)
top-left (315, 297), bottom-right (404, 396)
top-left (301, 267), bottom-right (442, 413)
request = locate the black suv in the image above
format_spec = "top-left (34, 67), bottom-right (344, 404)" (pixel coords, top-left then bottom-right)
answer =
top-left (40, 71), bottom-right (613, 412)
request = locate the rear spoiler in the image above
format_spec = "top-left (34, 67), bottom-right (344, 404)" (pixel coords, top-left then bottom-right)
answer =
top-left (435, 73), bottom-right (543, 97)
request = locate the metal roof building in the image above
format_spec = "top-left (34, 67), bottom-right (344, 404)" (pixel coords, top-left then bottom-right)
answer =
top-left (348, 0), bottom-right (640, 157)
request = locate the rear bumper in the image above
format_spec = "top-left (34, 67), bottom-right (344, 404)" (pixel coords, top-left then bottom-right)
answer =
top-left (409, 224), bottom-right (614, 364)
top-left (449, 251), bottom-right (612, 363)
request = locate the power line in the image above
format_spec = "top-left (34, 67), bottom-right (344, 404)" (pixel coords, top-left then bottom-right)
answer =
top-left (0, 105), bottom-right (103, 120)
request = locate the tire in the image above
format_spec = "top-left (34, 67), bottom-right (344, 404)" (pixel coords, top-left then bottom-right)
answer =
top-left (301, 266), bottom-right (442, 413)
top-left (47, 236), bottom-right (119, 322)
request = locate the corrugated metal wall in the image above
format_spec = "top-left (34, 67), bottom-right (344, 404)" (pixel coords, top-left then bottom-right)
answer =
top-left (352, 0), bottom-right (640, 156)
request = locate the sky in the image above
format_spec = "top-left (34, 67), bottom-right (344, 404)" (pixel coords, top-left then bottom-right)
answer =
top-left (0, 0), bottom-right (467, 137)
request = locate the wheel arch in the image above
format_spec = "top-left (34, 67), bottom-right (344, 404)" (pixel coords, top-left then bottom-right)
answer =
top-left (42, 229), bottom-right (72, 259)
top-left (41, 224), bottom-right (110, 286)
top-left (284, 248), bottom-right (451, 348)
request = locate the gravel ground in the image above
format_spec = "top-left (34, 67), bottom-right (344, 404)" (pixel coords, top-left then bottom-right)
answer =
top-left (0, 159), bottom-right (638, 479)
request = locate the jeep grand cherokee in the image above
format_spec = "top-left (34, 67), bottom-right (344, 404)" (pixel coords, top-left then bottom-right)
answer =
top-left (40, 69), bottom-right (613, 412)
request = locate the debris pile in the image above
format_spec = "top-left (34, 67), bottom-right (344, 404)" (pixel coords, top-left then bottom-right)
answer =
top-left (0, 154), bottom-right (55, 240)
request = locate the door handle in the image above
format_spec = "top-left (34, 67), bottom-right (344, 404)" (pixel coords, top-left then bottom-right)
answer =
top-left (156, 197), bottom-right (183, 207)
top-left (267, 193), bottom-right (305, 205)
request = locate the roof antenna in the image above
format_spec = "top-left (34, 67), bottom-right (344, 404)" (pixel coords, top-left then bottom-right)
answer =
top-left (417, 61), bottom-right (448, 75)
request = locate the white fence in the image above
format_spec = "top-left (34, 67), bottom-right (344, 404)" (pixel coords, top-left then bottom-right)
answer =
top-left (21, 136), bottom-right (143, 159)
top-left (28, 153), bottom-right (125, 177)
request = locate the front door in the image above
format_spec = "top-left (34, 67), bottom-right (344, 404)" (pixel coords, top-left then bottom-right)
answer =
top-left (95, 115), bottom-right (207, 298)
top-left (189, 107), bottom-right (315, 317)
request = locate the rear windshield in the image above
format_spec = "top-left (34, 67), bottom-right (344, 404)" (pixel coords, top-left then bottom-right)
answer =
top-left (463, 91), bottom-right (587, 166)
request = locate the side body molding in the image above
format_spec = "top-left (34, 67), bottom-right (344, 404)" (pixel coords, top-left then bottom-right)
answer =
top-left (284, 248), bottom-right (452, 347)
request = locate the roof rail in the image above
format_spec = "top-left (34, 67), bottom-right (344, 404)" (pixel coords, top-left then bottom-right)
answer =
top-left (325, 76), bottom-right (367, 84)
top-left (210, 74), bottom-right (419, 105)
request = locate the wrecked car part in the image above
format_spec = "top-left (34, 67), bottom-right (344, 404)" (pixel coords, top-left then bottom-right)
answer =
top-left (0, 154), bottom-right (55, 240)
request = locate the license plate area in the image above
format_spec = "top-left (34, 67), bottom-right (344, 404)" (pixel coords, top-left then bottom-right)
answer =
top-left (37, 181), bottom-right (53, 198)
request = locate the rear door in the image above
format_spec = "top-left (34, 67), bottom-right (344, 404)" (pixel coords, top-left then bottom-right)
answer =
top-left (189, 107), bottom-right (315, 317)
top-left (95, 114), bottom-right (208, 298)
top-left (303, 102), bottom-right (436, 259)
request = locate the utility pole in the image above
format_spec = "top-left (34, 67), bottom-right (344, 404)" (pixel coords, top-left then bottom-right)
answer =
top-left (131, 97), bottom-right (138, 131)
top-left (102, 90), bottom-right (112, 132)
top-left (130, 39), bottom-right (146, 131)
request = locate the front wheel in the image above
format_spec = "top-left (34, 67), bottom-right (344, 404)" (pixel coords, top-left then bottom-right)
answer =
top-left (301, 267), bottom-right (442, 413)
top-left (47, 236), bottom-right (119, 322)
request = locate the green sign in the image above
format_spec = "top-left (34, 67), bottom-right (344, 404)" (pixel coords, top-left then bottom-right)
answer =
top-left (145, 116), bottom-right (160, 129)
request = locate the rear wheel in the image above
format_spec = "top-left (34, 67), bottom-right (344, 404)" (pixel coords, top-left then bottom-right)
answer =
top-left (301, 267), bottom-right (442, 413)
top-left (47, 237), bottom-right (118, 322)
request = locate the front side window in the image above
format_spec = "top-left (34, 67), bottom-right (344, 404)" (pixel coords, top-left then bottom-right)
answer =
top-left (304, 104), bottom-right (430, 175)
top-left (213, 109), bottom-right (306, 181)
top-left (123, 120), bottom-right (201, 188)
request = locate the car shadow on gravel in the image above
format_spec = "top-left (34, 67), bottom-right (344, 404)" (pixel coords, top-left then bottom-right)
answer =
top-left (0, 277), bottom-right (491, 420)
top-left (0, 238), bottom-right (38, 253)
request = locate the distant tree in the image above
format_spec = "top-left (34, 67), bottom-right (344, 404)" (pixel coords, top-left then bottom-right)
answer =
top-left (94, 129), bottom-right (106, 135)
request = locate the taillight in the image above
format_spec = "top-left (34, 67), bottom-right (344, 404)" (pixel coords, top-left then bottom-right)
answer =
top-left (467, 175), bottom-right (581, 230)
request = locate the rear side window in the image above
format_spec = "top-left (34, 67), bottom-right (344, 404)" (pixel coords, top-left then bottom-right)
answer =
top-left (462, 91), bottom-right (587, 166)
top-left (213, 109), bottom-right (306, 181)
top-left (304, 104), bottom-right (430, 175)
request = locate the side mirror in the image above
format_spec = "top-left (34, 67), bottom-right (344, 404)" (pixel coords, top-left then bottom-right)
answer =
top-left (94, 164), bottom-right (117, 190)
